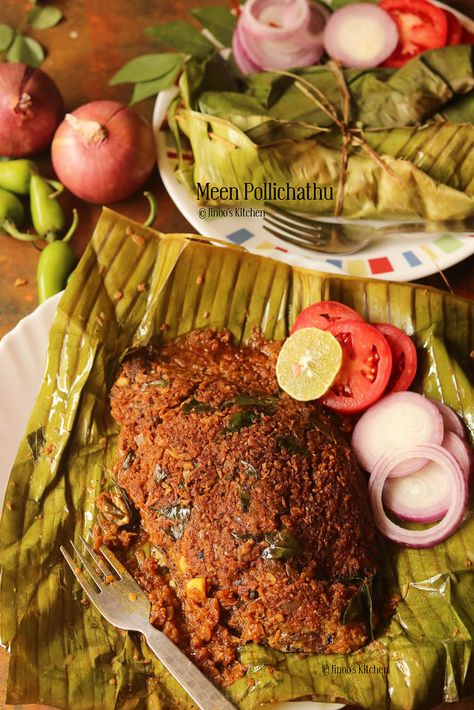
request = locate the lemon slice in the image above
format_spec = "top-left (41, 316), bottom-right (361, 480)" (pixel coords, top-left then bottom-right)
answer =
top-left (276, 327), bottom-right (342, 401)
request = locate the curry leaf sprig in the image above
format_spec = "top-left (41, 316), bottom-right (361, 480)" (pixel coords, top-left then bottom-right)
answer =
top-left (109, 6), bottom-right (237, 104)
top-left (0, 2), bottom-right (63, 68)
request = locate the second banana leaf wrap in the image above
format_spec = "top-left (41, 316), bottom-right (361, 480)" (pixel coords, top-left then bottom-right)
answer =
top-left (171, 46), bottom-right (474, 219)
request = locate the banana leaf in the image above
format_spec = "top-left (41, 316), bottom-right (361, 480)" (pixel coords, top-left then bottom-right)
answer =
top-left (188, 46), bottom-right (474, 129)
top-left (0, 209), bottom-right (473, 710)
top-left (174, 109), bottom-right (474, 219)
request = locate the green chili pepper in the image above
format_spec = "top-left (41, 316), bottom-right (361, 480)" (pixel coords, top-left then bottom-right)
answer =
top-left (0, 187), bottom-right (35, 241)
top-left (30, 174), bottom-right (66, 240)
top-left (0, 188), bottom-right (24, 225)
top-left (0, 160), bottom-right (37, 195)
top-left (143, 191), bottom-right (158, 227)
top-left (37, 239), bottom-right (76, 304)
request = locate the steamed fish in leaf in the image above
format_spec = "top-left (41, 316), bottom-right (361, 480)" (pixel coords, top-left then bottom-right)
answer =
top-left (175, 110), bottom-right (474, 220)
top-left (190, 46), bottom-right (474, 129)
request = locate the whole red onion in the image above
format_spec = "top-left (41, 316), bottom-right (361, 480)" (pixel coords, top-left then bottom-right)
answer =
top-left (51, 100), bottom-right (156, 204)
top-left (0, 63), bottom-right (64, 157)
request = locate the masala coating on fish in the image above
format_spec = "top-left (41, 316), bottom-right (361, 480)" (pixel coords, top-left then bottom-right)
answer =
top-left (102, 329), bottom-right (379, 685)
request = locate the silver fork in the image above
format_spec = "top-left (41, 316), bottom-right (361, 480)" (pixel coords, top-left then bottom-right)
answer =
top-left (61, 539), bottom-right (236, 710)
top-left (263, 204), bottom-right (474, 255)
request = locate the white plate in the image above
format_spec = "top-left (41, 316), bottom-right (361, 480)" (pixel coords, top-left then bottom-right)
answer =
top-left (0, 285), bottom-right (346, 710)
top-left (153, 6), bottom-right (474, 283)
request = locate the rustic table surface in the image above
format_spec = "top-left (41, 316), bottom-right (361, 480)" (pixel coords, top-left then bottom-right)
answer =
top-left (0, 1), bottom-right (473, 709)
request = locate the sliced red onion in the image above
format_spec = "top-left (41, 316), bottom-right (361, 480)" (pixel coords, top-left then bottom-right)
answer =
top-left (351, 392), bottom-right (444, 475)
top-left (430, 399), bottom-right (466, 440)
top-left (369, 445), bottom-right (468, 548)
top-left (383, 459), bottom-right (451, 523)
top-left (323, 3), bottom-right (399, 69)
top-left (232, 26), bottom-right (262, 74)
top-left (443, 431), bottom-right (472, 485)
top-left (233, 0), bottom-right (328, 74)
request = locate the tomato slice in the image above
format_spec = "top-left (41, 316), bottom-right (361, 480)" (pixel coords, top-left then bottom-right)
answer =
top-left (380, 0), bottom-right (449, 68)
top-left (320, 320), bottom-right (392, 414)
top-left (290, 301), bottom-right (364, 334)
top-left (373, 323), bottom-right (418, 393)
top-left (445, 11), bottom-right (462, 45)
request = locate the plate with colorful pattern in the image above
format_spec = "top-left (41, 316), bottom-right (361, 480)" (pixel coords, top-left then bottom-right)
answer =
top-left (153, 77), bottom-right (474, 283)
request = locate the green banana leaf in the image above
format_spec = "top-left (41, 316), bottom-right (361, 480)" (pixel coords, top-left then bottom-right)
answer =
top-left (0, 209), bottom-right (473, 710)
top-left (174, 109), bottom-right (474, 219)
top-left (187, 46), bottom-right (474, 129)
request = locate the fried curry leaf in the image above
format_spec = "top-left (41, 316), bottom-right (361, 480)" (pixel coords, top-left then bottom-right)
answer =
top-left (153, 464), bottom-right (168, 483)
top-left (240, 486), bottom-right (251, 512)
top-left (160, 504), bottom-right (192, 540)
top-left (240, 460), bottom-right (258, 478)
top-left (182, 398), bottom-right (213, 413)
top-left (225, 410), bottom-right (258, 432)
top-left (26, 426), bottom-right (46, 464)
top-left (261, 530), bottom-right (303, 560)
top-left (121, 449), bottom-right (136, 470)
top-left (97, 484), bottom-right (139, 530)
top-left (142, 377), bottom-right (170, 388)
top-left (276, 435), bottom-right (309, 457)
top-left (225, 393), bottom-right (277, 409)
top-left (342, 577), bottom-right (374, 641)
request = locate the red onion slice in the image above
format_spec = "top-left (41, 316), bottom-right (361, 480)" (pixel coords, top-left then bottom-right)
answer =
top-left (352, 392), bottom-right (444, 475)
top-left (430, 399), bottom-right (466, 440)
top-left (232, 27), bottom-right (262, 74)
top-left (383, 459), bottom-right (451, 522)
top-left (233, 0), bottom-right (328, 74)
top-left (323, 3), bottom-right (399, 69)
top-left (443, 431), bottom-right (472, 485)
top-left (369, 445), bottom-right (468, 548)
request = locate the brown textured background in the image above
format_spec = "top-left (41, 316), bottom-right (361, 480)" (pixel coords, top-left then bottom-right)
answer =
top-left (0, 1), bottom-right (473, 708)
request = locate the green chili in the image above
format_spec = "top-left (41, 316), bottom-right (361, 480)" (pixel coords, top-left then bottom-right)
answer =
top-left (37, 238), bottom-right (76, 304)
top-left (30, 174), bottom-right (66, 240)
top-left (0, 188), bottom-right (34, 240)
top-left (143, 191), bottom-right (158, 227)
top-left (0, 159), bottom-right (36, 196)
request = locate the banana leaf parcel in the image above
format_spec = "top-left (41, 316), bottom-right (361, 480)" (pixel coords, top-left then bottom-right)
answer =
top-left (170, 46), bottom-right (474, 219)
top-left (0, 209), bottom-right (473, 710)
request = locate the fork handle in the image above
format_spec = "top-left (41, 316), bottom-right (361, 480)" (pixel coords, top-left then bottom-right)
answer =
top-left (143, 626), bottom-right (237, 709)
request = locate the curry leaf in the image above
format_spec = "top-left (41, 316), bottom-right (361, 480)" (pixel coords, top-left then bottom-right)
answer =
top-left (27, 6), bottom-right (63, 30)
top-left (160, 504), bottom-right (191, 540)
top-left (121, 449), bottom-right (136, 470)
top-left (225, 410), bottom-right (257, 432)
top-left (153, 465), bottom-right (168, 483)
top-left (7, 34), bottom-right (44, 67)
top-left (0, 24), bottom-right (14, 52)
top-left (240, 486), bottom-right (251, 512)
top-left (342, 577), bottom-right (374, 641)
top-left (182, 398), bottom-right (213, 414)
top-left (191, 7), bottom-right (237, 47)
top-left (130, 67), bottom-right (182, 104)
top-left (240, 460), bottom-right (258, 478)
top-left (261, 530), bottom-right (302, 560)
top-left (227, 393), bottom-right (277, 408)
top-left (276, 435), bottom-right (309, 457)
top-left (142, 377), bottom-right (170, 388)
top-left (110, 53), bottom-right (182, 85)
top-left (146, 20), bottom-right (214, 57)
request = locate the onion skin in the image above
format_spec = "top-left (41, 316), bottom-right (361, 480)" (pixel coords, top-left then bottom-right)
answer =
top-left (0, 63), bottom-right (64, 158)
top-left (51, 100), bottom-right (155, 204)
